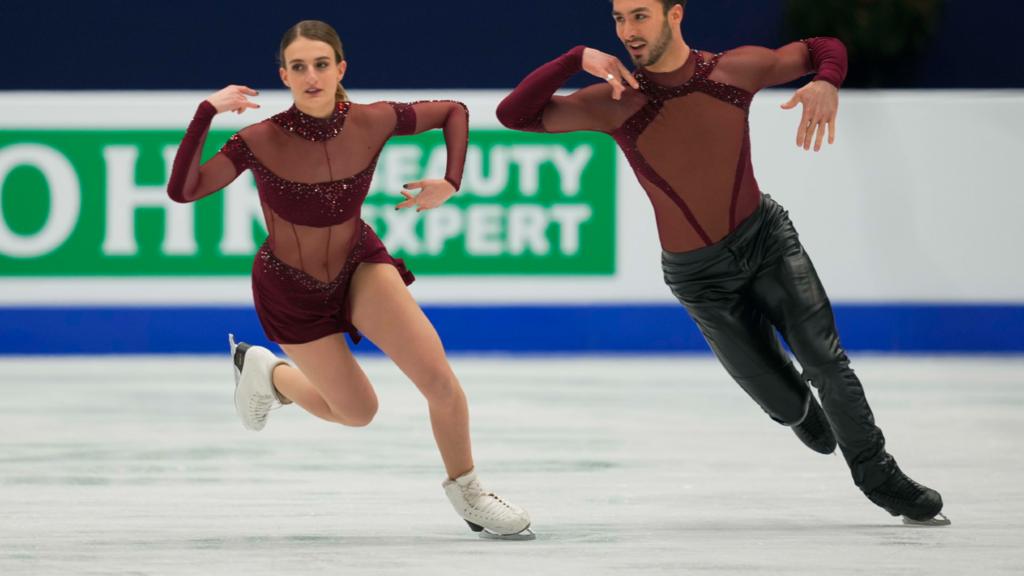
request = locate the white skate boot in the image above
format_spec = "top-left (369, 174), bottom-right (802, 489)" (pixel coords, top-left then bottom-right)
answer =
top-left (443, 469), bottom-right (534, 540)
top-left (229, 333), bottom-right (287, 431)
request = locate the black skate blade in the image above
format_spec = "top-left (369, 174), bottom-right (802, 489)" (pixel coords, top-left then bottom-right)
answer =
top-left (902, 513), bottom-right (951, 527)
top-left (479, 527), bottom-right (536, 541)
top-left (466, 520), bottom-right (535, 540)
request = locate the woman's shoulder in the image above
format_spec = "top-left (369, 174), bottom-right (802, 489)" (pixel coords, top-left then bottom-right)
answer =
top-left (234, 117), bottom-right (287, 142)
top-left (349, 100), bottom-right (402, 115)
top-left (346, 100), bottom-right (407, 129)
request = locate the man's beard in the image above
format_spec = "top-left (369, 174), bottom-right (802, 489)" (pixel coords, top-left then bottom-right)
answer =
top-left (631, 20), bottom-right (673, 67)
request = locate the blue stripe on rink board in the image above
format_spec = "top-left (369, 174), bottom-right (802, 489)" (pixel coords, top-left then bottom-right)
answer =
top-left (1, 304), bottom-right (1022, 355)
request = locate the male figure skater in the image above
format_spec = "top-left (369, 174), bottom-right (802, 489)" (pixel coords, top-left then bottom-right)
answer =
top-left (497, 0), bottom-right (947, 525)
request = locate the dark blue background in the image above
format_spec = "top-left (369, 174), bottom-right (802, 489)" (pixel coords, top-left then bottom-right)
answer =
top-left (2, 0), bottom-right (1019, 90)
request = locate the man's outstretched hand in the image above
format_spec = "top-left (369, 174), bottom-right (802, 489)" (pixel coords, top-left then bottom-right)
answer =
top-left (781, 80), bottom-right (839, 152)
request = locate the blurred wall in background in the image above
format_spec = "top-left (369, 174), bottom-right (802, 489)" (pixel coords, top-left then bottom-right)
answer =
top-left (1, 1), bottom-right (1021, 355)
top-left (1, 0), bottom-right (1021, 90)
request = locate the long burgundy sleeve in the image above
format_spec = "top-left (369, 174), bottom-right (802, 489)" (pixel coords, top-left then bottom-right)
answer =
top-left (496, 45), bottom-right (586, 131)
top-left (390, 100), bottom-right (469, 190)
top-left (167, 100), bottom-right (240, 203)
top-left (802, 37), bottom-right (848, 88)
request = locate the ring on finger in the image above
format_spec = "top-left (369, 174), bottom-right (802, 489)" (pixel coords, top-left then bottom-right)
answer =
top-left (606, 73), bottom-right (615, 81)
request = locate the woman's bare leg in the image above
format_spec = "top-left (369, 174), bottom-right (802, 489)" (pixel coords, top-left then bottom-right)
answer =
top-left (269, 362), bottom-right (334, 422)
top-left (276, 334), bottom-right (378, 427)
top-left (349, 263), bottom-right (473, 480)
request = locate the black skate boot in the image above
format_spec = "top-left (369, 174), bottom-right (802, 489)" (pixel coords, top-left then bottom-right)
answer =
top-left (791, 395), bottom-right (836, 454)
top-left (865, 465), bottom-right (949, 526)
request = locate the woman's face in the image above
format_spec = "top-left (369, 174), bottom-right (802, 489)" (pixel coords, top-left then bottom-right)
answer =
top-left (279, 36), bottom-right (347, 114)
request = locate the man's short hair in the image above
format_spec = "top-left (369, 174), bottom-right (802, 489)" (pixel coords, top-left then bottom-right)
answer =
top-left (611, 1), bottom-right (688, 12)
top-left (659, 0), bottom-right (687, 11)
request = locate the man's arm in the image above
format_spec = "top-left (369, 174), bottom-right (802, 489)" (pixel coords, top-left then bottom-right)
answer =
top-left (496, 46), bottom-right (638, 134)
top-left (715, 38), bottom-right (848, 152)
top-left (715, 38), bottom-right (847, 92)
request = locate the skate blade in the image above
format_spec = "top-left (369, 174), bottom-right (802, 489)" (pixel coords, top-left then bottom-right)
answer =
top-left (478, 527), bottom-right (536, 541)
top-left (902, 513), bottom-right (951, 527)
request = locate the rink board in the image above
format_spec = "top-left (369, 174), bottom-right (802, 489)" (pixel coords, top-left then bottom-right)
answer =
top-left (2, 91), bottom-right (1022, 354)
top-left (2, 304), bottom-right (1022, 354)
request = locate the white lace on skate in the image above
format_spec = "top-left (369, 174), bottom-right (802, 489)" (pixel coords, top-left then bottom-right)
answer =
top-left (229, 333), bottom-right (285, 431)
top-left (443, 469), bottom-right (534, 540)
top-left (244, 389), bottom-right (279, 430)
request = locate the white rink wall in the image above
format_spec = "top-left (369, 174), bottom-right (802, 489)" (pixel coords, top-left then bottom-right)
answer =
top-left (1, 90), bottom-right (1021, 305)
top-left (1, 90), bottom-right (1021, 354)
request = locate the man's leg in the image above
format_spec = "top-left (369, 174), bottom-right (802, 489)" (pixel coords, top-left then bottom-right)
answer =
top-left (748, 202), bottom-right (945, 523)
top-left (663, 250), bottom-right (821, 435)
top-left (747, 214), bottom-right (894, 491)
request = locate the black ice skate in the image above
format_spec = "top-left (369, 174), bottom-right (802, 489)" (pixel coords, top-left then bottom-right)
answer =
top-left (791, 395), bottom-right (836, 454)
top-left (865, 465), bottom-right (950, 526)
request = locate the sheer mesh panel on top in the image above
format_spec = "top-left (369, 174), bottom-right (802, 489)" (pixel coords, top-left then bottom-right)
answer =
top-left (497, 40), bottom-right (842, 253)
top-left (168, 99), bottom-right (469, 283)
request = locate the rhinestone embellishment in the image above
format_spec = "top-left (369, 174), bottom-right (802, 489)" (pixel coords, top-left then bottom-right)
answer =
top-left (271, 101), bottom-right (351, 142)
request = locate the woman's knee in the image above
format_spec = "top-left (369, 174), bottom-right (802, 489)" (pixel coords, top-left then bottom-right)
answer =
top-left (417, 370), bottom-right (462, 405)
top-left (327, 389), bottom-right (379, 427)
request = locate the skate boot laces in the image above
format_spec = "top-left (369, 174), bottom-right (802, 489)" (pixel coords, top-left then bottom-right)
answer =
top-left (461, 477), bottom-right (518, 517)
top-left (247, 392), bottom-right (283, 429)
top-left (866, 466), bottom-right (947, 525)
top-left (444, 470), bottom-right (533, 539)
top-left (229, 333), bottom-right (284, 431)
top-left (876, 472), bottom-right (925, 505)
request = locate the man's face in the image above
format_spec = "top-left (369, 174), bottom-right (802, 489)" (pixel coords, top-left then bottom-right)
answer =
top-left (612, 0), bottom-right (675, 67)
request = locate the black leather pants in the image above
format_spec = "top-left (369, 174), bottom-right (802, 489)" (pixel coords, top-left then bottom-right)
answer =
top-left (662, 195), bottom-right (896, 491)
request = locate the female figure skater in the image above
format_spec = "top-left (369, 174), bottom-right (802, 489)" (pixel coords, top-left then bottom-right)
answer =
top-left (167, 20), bottom-right (532, 540)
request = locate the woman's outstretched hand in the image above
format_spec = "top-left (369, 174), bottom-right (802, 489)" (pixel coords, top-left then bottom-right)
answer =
top-left (395, 179), bottom-right (457, 212)
top-left (206, 85), bottom-right (261, 115)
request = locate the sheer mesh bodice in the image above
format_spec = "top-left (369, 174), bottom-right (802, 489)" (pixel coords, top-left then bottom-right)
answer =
top-left (497, 39), bottom-right (847, 253)
top-left (168, 98), bottom-right (468, 282)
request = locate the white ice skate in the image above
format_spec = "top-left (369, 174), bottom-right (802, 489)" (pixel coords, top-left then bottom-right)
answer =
top-left (229, 333), bottom-right (286, 431)
top-left (443, 469), bottom-right (534, 540)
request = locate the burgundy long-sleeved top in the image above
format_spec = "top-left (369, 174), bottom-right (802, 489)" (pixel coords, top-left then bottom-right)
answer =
top-left (496, 38), bottom-right (847, 252)
top-left (167, 99), bottom-right (469, 282)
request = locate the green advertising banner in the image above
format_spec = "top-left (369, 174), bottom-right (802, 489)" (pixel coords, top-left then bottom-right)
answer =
top-left (0, 130), bottom-right (615, 276)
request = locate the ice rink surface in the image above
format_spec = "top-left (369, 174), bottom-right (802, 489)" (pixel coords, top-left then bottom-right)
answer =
top-left (2, 355), bottom-right (1022, 575)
